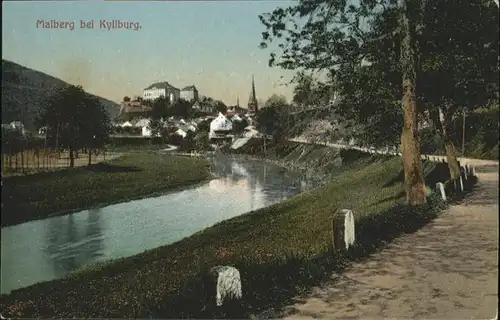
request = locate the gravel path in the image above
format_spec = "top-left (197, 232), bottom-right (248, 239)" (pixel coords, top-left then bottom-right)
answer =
top-left (261, 159), bottom-right (499, 319)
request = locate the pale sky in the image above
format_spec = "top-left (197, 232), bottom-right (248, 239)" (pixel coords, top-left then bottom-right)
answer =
top-left (2, 1), bottom-right (297, 106)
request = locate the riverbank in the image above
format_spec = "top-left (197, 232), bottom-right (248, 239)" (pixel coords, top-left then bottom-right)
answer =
top-left (1, 154), bottom-right (452, 318)
top-left (1, 153), bottom-right (213, 227)
top-left (234, 140), bottom-right (381, 184)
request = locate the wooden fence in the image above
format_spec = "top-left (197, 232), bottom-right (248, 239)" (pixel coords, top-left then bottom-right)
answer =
top-left (1, 146), bottom-right (110, 176)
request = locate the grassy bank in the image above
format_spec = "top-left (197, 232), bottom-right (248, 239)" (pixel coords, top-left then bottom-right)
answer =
top-left (234, 140), bottom-right (375, 183)
top-left (1, 154), bottom-right (465, 318)
top-left (1, 153), bottom-right (212, 227)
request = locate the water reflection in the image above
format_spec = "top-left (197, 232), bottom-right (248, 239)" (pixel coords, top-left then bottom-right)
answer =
top-left (1, 155), bottom-right (319, 294)
top-left (209, 155), bottom-right (298, 211)
top-left (44, 209), bottom-right (104, 277)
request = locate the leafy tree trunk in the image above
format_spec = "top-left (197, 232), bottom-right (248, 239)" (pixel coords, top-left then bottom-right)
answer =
top-left (443, 137), bottom-right (461, 179)
top-left (55, 122), bottom-right (61, 159)
top-left (69, 146), bottom-right (75, 168)
top-left (431, 107), bottom-right (461, 180)
top-left (88, 148), bottom-right (92, 166)
top-left (400, 0), bottom-right (427, 205)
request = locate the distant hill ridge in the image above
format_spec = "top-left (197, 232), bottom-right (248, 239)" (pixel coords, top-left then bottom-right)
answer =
top-left (1, 59), bottom-right (120, 130)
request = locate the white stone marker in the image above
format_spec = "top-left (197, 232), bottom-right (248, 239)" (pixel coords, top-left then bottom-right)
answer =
top-left (210, 266), bottom-right (242, 307)
top-left (465, 164), bottom-right (471, 176)
top-left (459, 176), bottom-right (464, 192)
top-left (461, 166), bottom-right (468, 180)
top-left (436, 182), bottom-right (447, 201)
top-left (471, 165), bottom-right (476, 176)
top-left (332, 209), bottom-right (356, 251)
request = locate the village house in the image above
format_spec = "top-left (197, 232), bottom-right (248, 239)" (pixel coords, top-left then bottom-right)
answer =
top-left (209, 112), bottom-right (233, 143)
top-left (2, 121), bottom-right (27, 136)
top-left (192, 101), bottom-right (215, 114)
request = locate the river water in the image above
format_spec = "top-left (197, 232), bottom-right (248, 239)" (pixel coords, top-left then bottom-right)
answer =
top-left (0, 154), bottom-right (319, 294)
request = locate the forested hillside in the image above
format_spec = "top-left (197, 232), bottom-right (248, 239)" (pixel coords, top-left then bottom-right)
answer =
top-left (2, 60), bottom-right (120, 130)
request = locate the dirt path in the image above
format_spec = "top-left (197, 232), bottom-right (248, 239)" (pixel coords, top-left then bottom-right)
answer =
top-left (264, 161), bottom-right (499, 319)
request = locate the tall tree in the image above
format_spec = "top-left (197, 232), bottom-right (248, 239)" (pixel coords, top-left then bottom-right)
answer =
top-left (214, 100), bottom-right (228, 114)
top-left (418, 0), bottom-right (499, 179)
top-left (171, 98), bottom-right (192, 118)
top-left (259, 0), bottom-right (428, 204)
top-left (35, 85), bottom-right (111, 167)
top-left (149, 97), bottom-right (170, 138)
top-left (80, 94), bottom-right (112, 165)
top-left (398, 0), bottom-right (427, 204)
top-left (256, 105), bottom-right (288, 143)
top-left (264, 93), bottom-right (288, 108)
top-left (259, 0), bottom-right (498, 203)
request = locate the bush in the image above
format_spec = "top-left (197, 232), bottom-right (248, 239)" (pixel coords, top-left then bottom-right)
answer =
top-left (108, 136), bottom-right (152, 148)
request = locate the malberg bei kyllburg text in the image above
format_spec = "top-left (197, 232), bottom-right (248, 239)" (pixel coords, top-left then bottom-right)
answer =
top-left (36, 20), bottom-right (142, 31)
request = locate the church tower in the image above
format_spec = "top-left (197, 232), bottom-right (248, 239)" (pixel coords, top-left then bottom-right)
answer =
top-left (247, 75), bottom-right (258, 116)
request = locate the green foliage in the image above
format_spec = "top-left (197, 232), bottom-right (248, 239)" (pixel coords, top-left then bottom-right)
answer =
top-left (232, 118), bottom-right (249, 135)
top-left (193, 131), bottom-right (212, 151)
top-left (0, 130), bottom-right (45, 154)
top-left (108, 136), bottom-right (153, 148)
top-left (197, 119), bottom-right (211, 133)
top-left (256, 105), bottom-right (289, 142)
top-left (264, 93), bottom-right (288, 108)
top-left (214, 100), bottom-right (228, 114)
top-left (148, 119), bottom-right (164, 138)
top-left (171, 99), bottom-right (192, 118)
top-left (292, 72), bottom-right (334, 106)
top-left (151, 97), bottom-right (170, 119)
top-left (421, 108), bottom-right (499, 160)
top-left (418, 0), bottom-right (499, 130)
top-left (1, 153), bottom-right (212, 227)
top-left (35, 85), bottom-right (112, 153)
top-left (113, 126), bottom-right (142, 136)
top-left (178, 131), bottom-right (197, 151)
top-left (258, 0), bottom-right (499, 148)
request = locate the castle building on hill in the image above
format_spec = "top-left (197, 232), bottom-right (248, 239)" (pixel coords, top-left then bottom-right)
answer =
top-left (142, 81), bottom-right (180, 102)
top-left (180, 85), bottom-right (199, 102)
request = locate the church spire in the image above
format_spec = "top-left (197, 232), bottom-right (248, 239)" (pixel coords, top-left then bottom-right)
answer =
top-left (247, 74), bottom-right (258, 115)
top-left (237, 95), bottom-right (240, 107)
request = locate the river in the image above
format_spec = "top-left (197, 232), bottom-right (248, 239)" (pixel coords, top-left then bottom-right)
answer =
top-left (0, 154), bottom-right (319, 294)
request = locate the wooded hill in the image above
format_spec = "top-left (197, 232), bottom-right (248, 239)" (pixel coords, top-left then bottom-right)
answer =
top-left (1, 59), bottom-right (120, 130)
